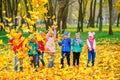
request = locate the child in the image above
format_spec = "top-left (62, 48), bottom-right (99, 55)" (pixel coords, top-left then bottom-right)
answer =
top-left (45, 26), bottom-right (56, 68)
top-left (72, 33), bottom-right (84, 67)
top-left (9, 31), bottom-right (24, 72)
top-left (86, 32), bottom-right (96, 67)
top-left (37, 32), bottom-right (45, 67)
top-left (58, 32), bottom-right (71, 68)
top-left (28, 34), bottom-right (39, 71)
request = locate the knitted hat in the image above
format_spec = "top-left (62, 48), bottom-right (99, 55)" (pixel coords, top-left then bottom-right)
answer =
top-left (63, 32), bottom-right (69, 36)
top-left (88, 32), bottom-right (95, 38)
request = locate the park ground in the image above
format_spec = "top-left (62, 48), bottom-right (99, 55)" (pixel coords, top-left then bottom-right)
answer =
top-left (0, 25), bottom-right (120, 80)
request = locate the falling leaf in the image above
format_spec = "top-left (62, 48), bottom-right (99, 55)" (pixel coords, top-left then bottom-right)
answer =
top-left (0, 40), bottom-right (3, 44)
top-left (4, 17), bottom-right (12, 22)
top-left (0, 23), bottom-right (4, 29)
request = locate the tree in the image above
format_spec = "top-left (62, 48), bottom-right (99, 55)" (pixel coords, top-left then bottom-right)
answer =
top-left (44, 0), bottom-right (55, 30)
top-left (108, 0), bottom-right (113, 35)
top-left (24, 0), bottom-right (31, 18)
top-left (57, 0), bottom-right (70, 33)
top-left (115, 0), bottom-right (120, 27)
top-left (116, 13), bottom-right (120, 27)
top-left (0, 0), bottom-right (3, 31)
top-left (0, 0), bottom-right (3, 22)
top-left (87, 0), bottom-right (96, 28)
top-left (99, 0), bottom-right (103, 31)
top-left (77, 0), bottom-right (88, 32)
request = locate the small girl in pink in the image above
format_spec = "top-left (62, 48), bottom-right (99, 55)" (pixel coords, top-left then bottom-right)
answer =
top-left (86, 32), bottom-right (96, 67)
top-left (45, 25), bottom-right (57, 68)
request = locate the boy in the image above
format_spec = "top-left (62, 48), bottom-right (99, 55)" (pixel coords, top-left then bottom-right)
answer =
top-left (58, 32), bottom-right (71, 68)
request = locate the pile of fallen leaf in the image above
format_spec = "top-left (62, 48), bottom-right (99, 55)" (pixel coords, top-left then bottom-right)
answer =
top-left (0, 39), bottom-right (120, 80)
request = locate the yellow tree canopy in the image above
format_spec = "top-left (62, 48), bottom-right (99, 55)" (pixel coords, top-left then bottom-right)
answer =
top-left (115, 0), bottom-right (120, 13)
top-left (31, 0), bottom-right (48, 19)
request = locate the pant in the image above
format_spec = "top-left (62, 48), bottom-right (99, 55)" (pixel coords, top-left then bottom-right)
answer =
top-left (14, 55), bottom-right (23, 72)
top-left (38, 52), bottom-right (45, 66)
top-left (48, 54), bottom-right (54, 68)
top-left (73, 52), bottom-right (80, 66)
top-left (61, 51), bottom-right (70, 67)
top-left (29, 54), bottom-right (39, 68)
top-left (87, 50), bottom-right (96, 66)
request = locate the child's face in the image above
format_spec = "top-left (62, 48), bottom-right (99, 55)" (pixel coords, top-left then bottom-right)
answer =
top-left (88, 36), bottom-right (93, 40)
top-left (49, 33), bottom-right (53, 37)
top-left (76, 35), bottom-right (80, 39)
top-left (64, 35), bottom-right (68, 39)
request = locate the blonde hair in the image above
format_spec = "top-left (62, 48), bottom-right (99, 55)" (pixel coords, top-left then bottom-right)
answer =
top-left (75, 33), bottom-right (80, 37)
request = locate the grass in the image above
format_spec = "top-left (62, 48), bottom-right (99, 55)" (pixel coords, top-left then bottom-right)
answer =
top-left (0, 25), bottom-right (120, 43)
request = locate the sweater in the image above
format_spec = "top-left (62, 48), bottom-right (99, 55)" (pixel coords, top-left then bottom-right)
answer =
top-left (28, 41), bottom-right (38, 55)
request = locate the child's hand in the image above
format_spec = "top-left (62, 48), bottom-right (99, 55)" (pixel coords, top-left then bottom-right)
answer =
top-left (68, 33), bottom-right (71, 38)
top-left (94, 49), bottom-right (96, 53)
top-left (62, 44), bottom-right (64, 46)
top-left (57, 39), bottom-right (61, 42)
top-left (89, 48), bottom-right (92, 51)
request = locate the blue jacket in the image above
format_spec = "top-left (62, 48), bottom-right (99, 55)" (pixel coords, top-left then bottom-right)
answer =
top-left (72, 39), bottom-right (84, 52)
top-left (28, 41), bottom-right (38, 55)
top-left (58, 38), bottom-right (71, 52)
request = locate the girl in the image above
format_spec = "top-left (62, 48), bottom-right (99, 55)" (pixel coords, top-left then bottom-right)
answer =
top-left (72, 33), bottom-right (84, 67)
top-left (37, 32), bottom-right (45, 67)
top-left (86, 32), bottom-right (96, 67)
top-left (28, 34), bottom-right (39, 71)
top-left (9, 31), bottom-right (24, 72)
top-left (45, 26), bottom-right (56, 68)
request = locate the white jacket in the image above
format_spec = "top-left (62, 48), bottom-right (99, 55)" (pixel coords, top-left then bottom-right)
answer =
top-left (87, 39), bottom-right (96, 50)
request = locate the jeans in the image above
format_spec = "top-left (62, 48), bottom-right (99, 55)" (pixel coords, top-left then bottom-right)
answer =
top-left (14, 55), bottom-right (23, 72)
top-left (38, 52), bottom-right (45, 66)
top-left (73, 52), bottom-right (80, 66)
top-left (61, 51), bottom-right (70, 67)
top-left (48, 54), bottom-right (54, 68)
top-left (29, 54), bottom-right (39, 68)
top-left (87, 50), bottom-right (96, 66)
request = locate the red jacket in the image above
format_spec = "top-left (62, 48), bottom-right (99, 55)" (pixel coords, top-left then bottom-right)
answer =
top-left (38, 40), bottom-right (45, 52)
top-left (9, 38), bottom-right (24, 52)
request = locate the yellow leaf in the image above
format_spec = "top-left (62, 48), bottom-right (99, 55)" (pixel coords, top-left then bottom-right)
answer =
top-left (52, 15), bottom-right (55, 19)
top-left (4, 17), bottom-right (12, 22)
top-left (29, 26), bottom-right (34, 32)
top-left (5, 27), bottom-right (10, 33)
top-left (0, 40), bottom-right (3, 44)
top-left (0, 23), bottom-right (4, 29)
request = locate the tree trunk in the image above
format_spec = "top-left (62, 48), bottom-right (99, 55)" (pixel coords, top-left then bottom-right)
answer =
top-left (92, 0), bottom-right (96, 28)
top-left (6, 0), bottom-right (12, 18)
top-left (108, 0), bottom-right (113, 35)
top-left (57, 0), bottom-right (69, 33)
top-left (3, 0), bottom-right (7, 18)
top-left (77, 0), bottom-right (82, 32)
top-left (87, 0), bottom-right (93, 28)
top-left (116, 13), bottom-right (120, 27)
top-left (0, 0), bottom-right (3, 31)
top-left (62, 16), bottom-right (67, 33)
top-left (45, 0), bottom-right (54, 30)
top-left (0, 0), bottom-right (3, 22)
top-left (24, 0), bottom-right (31, 18)
top-left (13, 0), bottom-right (19, 29)
top-left (99, 0), bottom-right (103, 31)
top-left (62, 0), bottom-right (69, 33)
top-left (77, 0), bottom-right (88, 32)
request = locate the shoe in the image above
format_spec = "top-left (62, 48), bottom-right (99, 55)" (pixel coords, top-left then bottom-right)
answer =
top-left (87, 65), bottom-right (90, 68)
top-left (61, 65), bottom-right (64, 69)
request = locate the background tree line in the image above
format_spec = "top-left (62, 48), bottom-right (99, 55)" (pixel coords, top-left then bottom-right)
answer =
top-left (0, 0), bottom-right (120, 35)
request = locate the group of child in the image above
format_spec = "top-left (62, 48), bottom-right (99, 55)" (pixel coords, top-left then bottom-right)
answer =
top-left (9, 25), bottom-right (96, 72)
